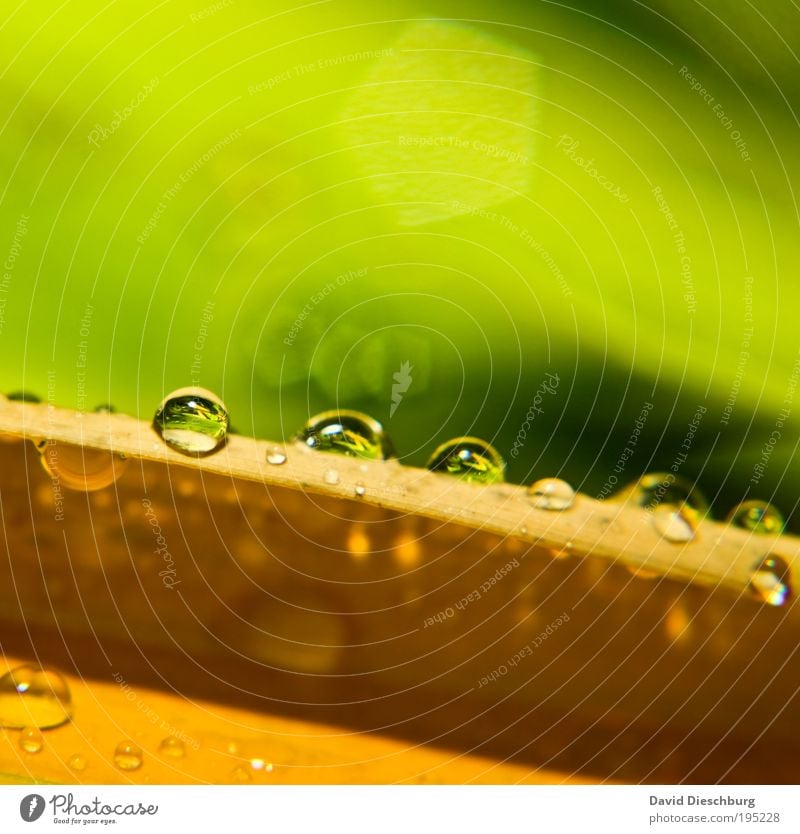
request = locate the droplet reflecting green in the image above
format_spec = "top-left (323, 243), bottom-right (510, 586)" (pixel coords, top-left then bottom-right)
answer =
top-left (750, 555), bottom-right (792, 607)
top-left (153, 387), bottom-right (229, 455)
top-left (727, 501), bottom-right (785, 535)
top-left (615, 472), bottom-right (708, 514)
top-left (426, 437), bottom-right (505, 484)
top-left (93, 403), bottom-right (116, 414)
top-left (113, 741), bottom-right (143, 771)
top-left (0, 664), bottom-right (73, 729)
top-left (299, 410), bottom-right (393, 459)
top-left (38, 440), bottom-right (128, 491)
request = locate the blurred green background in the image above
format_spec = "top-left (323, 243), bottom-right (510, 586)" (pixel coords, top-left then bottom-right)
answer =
top-left (1, 0), bottom-right (798, 524)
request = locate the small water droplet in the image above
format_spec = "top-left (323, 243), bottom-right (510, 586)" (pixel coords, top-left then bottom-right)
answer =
top-left (426, 437), bottom-right (505, 484)
top-left (68, 753), bottom-right (88, 771)
top-left (323, 468), bottom-right (340, 485)
top-left (250, 759), bottom-right (273, 773)
top-left (231, 765), bottom-right (252, 782)
top-left (519, 525), bottom-right (529, 536)
top-left (227, 741), bottom-right (239, 755)
top-left (266, 445), bottom-right (287, 465)
top-left (750, 555), bottom-right (792, 606)
top-left (93, 403), bottom-right (116, 414)
top-left (616, 472), bottom-right (708, 514)
top-left (0, 664), bottom-right (73, 729)
top-left (528, 478), bottom-right (575, 510)
top-left (727, 500), bottom-right (785, 535)
top-left (652, 505), bottom-right (696, 543)
top-left (113, 741), bottom-right (143, 771)
top-left (354, 481), bottom-right (366, 497)
top-left (158, 736), bottom-right (186, 758)
top-left (548, 542), bottom-right (572, 560)
top-left (19, 727), bottom-right (44, 754)
top-left (38, 440), bottom-right (128, 491)
top-left (153, 387), bottom-right (229, 455)
top-left (299, 410), bottom-right (394, 459)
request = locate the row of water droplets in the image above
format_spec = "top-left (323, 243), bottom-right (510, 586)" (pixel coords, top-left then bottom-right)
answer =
top-left (6, 387), bottom-right (794, 606)
top-left (151, 388), bottom-right (792, 608)
top-left (0, 663), bottom-right (271, 779)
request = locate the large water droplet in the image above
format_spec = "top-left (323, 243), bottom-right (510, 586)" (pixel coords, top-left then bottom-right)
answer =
top-left (113, 741), bottom-right (143, 771)
top-left (727, 500), bottom-right (785, 535)
top-left (158, 736), bottom-right (186, 758)
top-left (426, 437), bottom-right (505, 484)
top-left (0, 664), bottom-right (73, 729)
top-left (299, 409), bottom-right (394, 459)
top-left (153, 387), bottom-right (229, 455)
top-left (528, 478), bottom-right (575, 510)
top-left (652, 505), bottom-right (696, 543)
top-left (19, 727), bottom-right (44, 753)
top-left (750, 555), bottom-right (792, 606)
top-left (616, 472), bottom-right (708, 514)
top-left (38, 440), bottom-right (128, 492)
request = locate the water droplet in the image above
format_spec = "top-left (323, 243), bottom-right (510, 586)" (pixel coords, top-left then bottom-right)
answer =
top-left (153, 387), bottom-right (229, 455)
top-left (68, 754), bottom-right (88, 771)
top-left (354, 481), bottom-right (366, 497)
top-left (38, 440), bottom-right (128, 491)
top-left (426, 437), bottom-right (505, 484)
top-left (227, 741), bottom-right (239, 755)
top-left (0, 664), bottom-right (73, 729)
top-left (299, 409), bottom-right (394, 459)
top-left (93, 403), bottom-right (116, 414)
top-left (727, 500), bottom-right (785, 535)
top-left (616, 472), bottom-right (708, 514)
top-left (528, 478), bottom-right (575, 510)
top-left (323, 468), bottom-right (340, 485)
top-left (548, 545), bottom-right (572, 560)
top-left (750, 555), bottom-right (792, 606)
top-left (158, 736), bottom-right (186, 758)
top-left (19, 727), bottom-right (44, 754)
top-left (6, 390), bottom-right (41, 403)
top-left (113, 741), bottom-right (143, 771)
top-left (266, 446), bottom-right (287, 466)
top-left (250, 757), bottom-right (273, 772)
top-left (652, 505), bottom-right (696, 543)
top-left (231, 765), bottom-right (252, 782)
